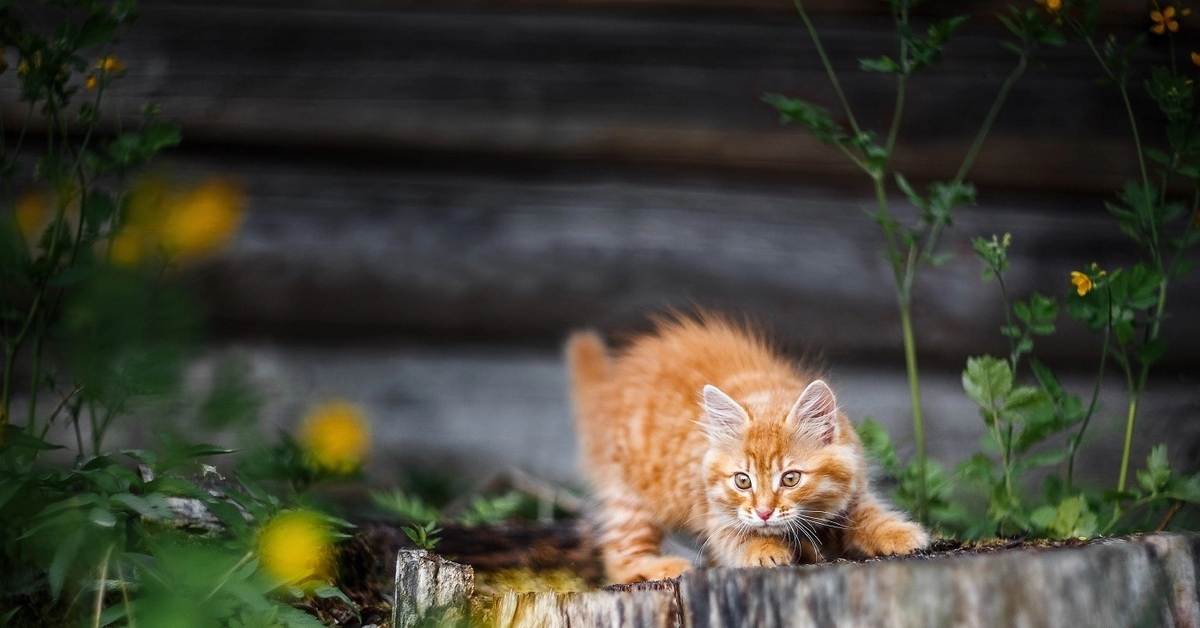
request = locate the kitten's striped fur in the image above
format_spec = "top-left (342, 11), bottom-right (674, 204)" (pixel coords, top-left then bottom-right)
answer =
top-left (567, 314), bottom-right (928, 583)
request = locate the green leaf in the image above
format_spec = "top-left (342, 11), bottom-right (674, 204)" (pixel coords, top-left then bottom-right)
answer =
top-left (894, 173), bottom-right (927, 210)
top-left (1019, 449), bottom-right (1066, 470)
top-left (48, 529), bottom-right (83, 599)
top-left (83, 190), bottom-right (116, 235)
top-left (1141, 444), bottom-right (1172, 494)
top-left (762, 93), bottom-right (847, 145)
top-left (90, 507), bottom-right (118, 528)
top-left (75, 15), bottom-right (118, 48)
top-left (311, 584), bottom-right (360, 619)
top-left (112, 492), bottom-right (174, 520)
top-left (1136, 339), bottom-right (1166, 368)
top-left (1005, 386), bottom-right (1047, 412)
top-left (860, 56), bottom-right (901, 73)
top-left (962, 355), bottom-right (1013, 410)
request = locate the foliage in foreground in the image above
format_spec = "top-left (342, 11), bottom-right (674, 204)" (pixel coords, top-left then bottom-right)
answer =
top-left (0, 2), bottom-right (368, 626)
top-left (769, 0), bottom-right (1200, 538)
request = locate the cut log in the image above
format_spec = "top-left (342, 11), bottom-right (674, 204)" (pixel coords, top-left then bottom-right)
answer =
top-left (491, 580), bottom-right (681, 628)
top-left (393, 549), bottom-right (476, 628)
top-left (680, 534), bottom-right (1200, 627)
top-left (417, 533), bottom-right (1200, 627)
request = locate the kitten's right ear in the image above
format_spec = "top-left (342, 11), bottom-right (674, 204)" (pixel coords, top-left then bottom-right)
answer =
top-left (700, 385), bottom-right (749, 446)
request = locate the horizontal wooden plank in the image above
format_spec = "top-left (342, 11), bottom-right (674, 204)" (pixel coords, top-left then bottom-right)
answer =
top-left (173, 0), bottom-right (1155, 21)
top-left (147, 150), bottom-right (1200, 366)
top-left (1, 1), bottom-right (1188, 193)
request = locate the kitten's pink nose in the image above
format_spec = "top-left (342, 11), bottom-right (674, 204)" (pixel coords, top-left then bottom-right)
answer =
top-left (756, 508), bottom-right (773, 521)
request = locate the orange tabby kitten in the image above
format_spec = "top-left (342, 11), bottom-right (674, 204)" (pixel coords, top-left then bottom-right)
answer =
top-left (566, 315), bottom-right (928, 583)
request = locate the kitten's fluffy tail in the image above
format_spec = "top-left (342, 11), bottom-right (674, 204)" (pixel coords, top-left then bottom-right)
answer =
top-left (566, 331), bottom-right (610, 456)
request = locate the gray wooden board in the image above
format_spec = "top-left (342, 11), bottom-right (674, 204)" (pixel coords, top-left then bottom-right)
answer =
top-left (0, 0), bottom-right (1188, 191)
top-left (146, 153), bottom-right (1200, 365)
top-left (27, 341), bottom-right (1188, 488)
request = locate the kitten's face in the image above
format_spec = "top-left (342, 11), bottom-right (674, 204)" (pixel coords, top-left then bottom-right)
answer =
top-left (700, 381), bottom-right (858, 537)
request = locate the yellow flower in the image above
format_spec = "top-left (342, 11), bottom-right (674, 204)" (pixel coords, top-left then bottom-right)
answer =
top-left (1070, 271), bottom-right (1092, 296)
top-left (97, 55), bottom-right (125, 75)
top-left (158, 179), bottom-right (246, 261)
top-left (109, 225), bottom-right (147, 266)
top-left (84, 74), bottom-right (98, 90)
top-left (258, 511), bottom-right (334, 588)
top-left (299, 400), bottom-right (370, 474)
top-left (1192, 51), bottom-right (1200, 66)
top-left (107, 177), bottom-right (245, 267)
top-left (14, 189), bottom-right (51, 243)
top-left (1037, 0), bottom-right (1062, 12)
top-left (1152, 5), bottom-right (1181, 34)
top-left (16, 59), bottom-right (28, 76)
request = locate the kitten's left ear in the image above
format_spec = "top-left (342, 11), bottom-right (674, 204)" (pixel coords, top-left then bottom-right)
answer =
top-left (700, 384), bottom-right (749, 446)
top-left (787, 380), bottom-right (838, 445)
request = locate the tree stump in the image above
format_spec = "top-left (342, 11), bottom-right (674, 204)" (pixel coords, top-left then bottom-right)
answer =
top-left (397, 533), bottom-right (1200, 627)
top-left (393, 549), bottom-right (475, 628)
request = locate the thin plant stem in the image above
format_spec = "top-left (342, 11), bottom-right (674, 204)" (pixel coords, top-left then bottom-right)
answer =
top-left (92, 545), bottom-right (113, 628)
top-left (955, 52), bottom-right (1028, 186)
top-left (24, 321), bottom-right (43, 432)
top-left (117, 564), bottom-right (136, 628)
top-left (883, 2), bottom-right (910, 158)
top-left (899, 294), bottom-right (927, 521)
top-left (200, 551), bottom-right (255, 605)
top-left (791, 0), bottom-right (863, 138)
top-left (1078, 32), bottom-right (1150, 190)
top-left (1066, 287), bottom-right (1112, 490)
top-left (1155, 501), bottom-right (1183, 532)
top-left (39, 384), bottom-right (83, 441)
top-left (1116, 392), bottom-right (1140, 492)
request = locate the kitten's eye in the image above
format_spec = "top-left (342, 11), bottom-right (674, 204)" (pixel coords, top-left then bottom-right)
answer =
top-left (781, 470), bottom-right (801, 488)
top-left (733, 472), bottom-right (752, 490)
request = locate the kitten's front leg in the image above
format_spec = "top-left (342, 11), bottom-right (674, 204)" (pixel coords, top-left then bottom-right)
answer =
top-left (705, 519), bottom-right (795, 568)
top-left (841, 493), bottom-right (929, 557)
top-left (595, 495), bottom-right (693, 583)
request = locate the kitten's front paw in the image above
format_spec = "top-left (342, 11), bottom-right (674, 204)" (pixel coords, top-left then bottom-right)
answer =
top-left (614, 556), bottom-right (693, 583)
top-left (737, 538), bottom-right (794, 568)
top-left (857, 520), bottom-right (930, 556)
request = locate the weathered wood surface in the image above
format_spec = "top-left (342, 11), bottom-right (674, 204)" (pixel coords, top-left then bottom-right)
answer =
top-left (492, 580), bottom-right (681, 628)
top-left (393, 549), bottom-right (475, 628)
top-left (680, 534), bottom-right (1200, 627)
top-left (159, 154), bottom-right (1200, 365)
top-left (1, 1), bottom-right (1185, 192)
top-left (443, 533), bottom-right (1200, 627)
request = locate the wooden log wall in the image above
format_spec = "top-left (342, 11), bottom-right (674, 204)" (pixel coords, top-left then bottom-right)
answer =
top-left (5, 0), bottom-right (1200, 482)
top-left (3, 1), bottom-right (1198, 359)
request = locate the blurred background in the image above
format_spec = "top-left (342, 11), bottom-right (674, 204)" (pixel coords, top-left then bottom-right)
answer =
top-left (6, 0), bottom-right (1198, 489)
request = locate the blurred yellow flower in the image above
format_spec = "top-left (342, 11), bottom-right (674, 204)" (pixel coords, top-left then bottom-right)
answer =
top-left (14, 189), bottom-right (51, 243)
top-left (1036, 0), bottom-right (1062, 12)
top-left (1070, 271), bottom-right (1092, 296)
top-left (300, 400), bottom-right (370, 474)
top-left (258, 511), bottom-right (334, 588)
top-left (97, 55), bottom-right (125, 75)
top-left (84, 74), bottom-right (98, 90)
top-left (14, 188), bottom-right (80, 247)
top-left (158, 179), bottom-right (245, 261)
top-left (1152, 6), bottom-right (1180, 34)
top-left (109, 177), bottom-right (245, 266)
